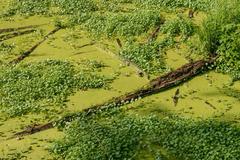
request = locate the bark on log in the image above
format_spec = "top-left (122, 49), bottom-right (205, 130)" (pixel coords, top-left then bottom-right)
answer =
top-left (11, 123), bottom-right (53, 139)
top-left (11, 56), bottom-right (217, 138)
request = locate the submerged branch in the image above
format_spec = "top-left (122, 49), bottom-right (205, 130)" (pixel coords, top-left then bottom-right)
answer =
top-left (0, 24), bottom-right (46, 34)
top-left (0, 29), bottom-right (36, 42)
top-left (9, 27), bottom-right (61, 64)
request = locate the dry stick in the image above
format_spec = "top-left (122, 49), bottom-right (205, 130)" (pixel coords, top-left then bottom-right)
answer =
top-left (9, 27), bottom-right (61, 64)
top-left (11, 56), bottom-right (217, 138)
top-left (12, 123), bottom-right (53, 138)
top-left (0, 24), bottom-right (46, 34)
top-left (0, 29), bottom-right (36, 42)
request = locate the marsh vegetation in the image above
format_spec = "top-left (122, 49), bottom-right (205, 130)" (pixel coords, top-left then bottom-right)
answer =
top-left (0, 0), bottom-right (240, 159)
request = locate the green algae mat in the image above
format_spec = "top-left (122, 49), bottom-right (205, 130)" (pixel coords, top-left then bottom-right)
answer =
top-left (0, 0), bottom-right (240, 159)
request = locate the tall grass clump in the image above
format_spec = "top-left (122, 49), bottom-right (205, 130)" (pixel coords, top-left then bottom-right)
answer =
top-left (199, 0), bottom-right (240, 80)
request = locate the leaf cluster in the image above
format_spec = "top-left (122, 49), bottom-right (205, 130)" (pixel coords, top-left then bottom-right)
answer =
top-left (0, 60), bottom-right (111, 117)
top-left (52, 114), bottom-right (240, 160)
top-left (161, 16), bottom-right (194, 41)
top-left (120, 42), bottom-right (168, 74)
top-left (134, 0), bottom-right (213, 11)
top-left (84, 10), bottom-right (162, 39)
top-left (199, 0), bottom-right (240, 80)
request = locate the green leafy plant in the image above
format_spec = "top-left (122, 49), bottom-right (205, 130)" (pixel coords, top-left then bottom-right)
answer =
top-left (0, 60), bottom-right (111, 117)
top-left (80, 59), bottom-right (107, 71)
top-left (53, 0), bottom-right (97, 14)
top-left (52, 113), bottom-right (240, 160)
top-left (199, 0), bottom-right (240, 53)
top-left (84, 10), bottom-right (163, 39)
top-left (3, 0), bottom-right (97, 17)
top-left (120, 42), bottom-right (168, 74)
top-left (6, 0), bottom-right (52, 16)
top-left (134, 0), bottom-right (213, 11)
top-left (199, 0), bottom-right (240, 80)
top-left (161, 16), bottom-right (194, 41)
top-left (216, 24), bottom-right (240, 80)
top-left (0, 42), bottom-right (15, 55)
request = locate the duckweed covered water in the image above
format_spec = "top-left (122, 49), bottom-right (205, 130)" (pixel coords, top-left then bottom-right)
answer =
top-left (0, 0), bottom-right (240, 159)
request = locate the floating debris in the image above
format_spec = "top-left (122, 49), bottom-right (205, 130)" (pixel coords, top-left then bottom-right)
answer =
top-left (173, 88), bottom-right (180, 106)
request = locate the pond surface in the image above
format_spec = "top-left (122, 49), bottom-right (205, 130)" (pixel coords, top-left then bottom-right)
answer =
top-left (0, 2), bottom-right (239, 159)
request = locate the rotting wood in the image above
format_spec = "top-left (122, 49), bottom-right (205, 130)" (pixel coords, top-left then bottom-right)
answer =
top-left (10, 56), bottom-right (217, 138)
top-left (9, 27), bottom-right (62, 64)
top-left (10, 123), bottom-right (53, 139)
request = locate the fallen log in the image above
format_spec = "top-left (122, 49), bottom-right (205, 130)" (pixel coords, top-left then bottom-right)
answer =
top-left (11, 56), bottom-right (217, 138)
top-left (11, 123), bottom-right (53, 139)
top-left (9, 27), bottom-right (61, 64)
